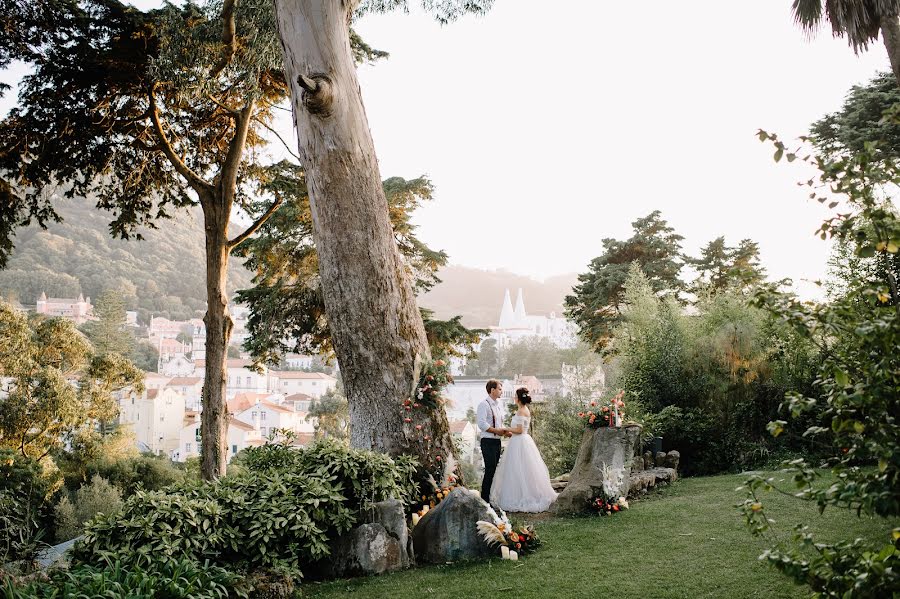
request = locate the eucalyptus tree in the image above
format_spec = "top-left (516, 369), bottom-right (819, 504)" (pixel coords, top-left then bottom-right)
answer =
top-left (271, 0), bottom-right (492, 478)
top-left (792, 0), bottom-right (900, 86)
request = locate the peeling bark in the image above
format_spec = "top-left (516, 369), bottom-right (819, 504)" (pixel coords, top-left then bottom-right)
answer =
top-left (273, 0), bottom-right (459, 478)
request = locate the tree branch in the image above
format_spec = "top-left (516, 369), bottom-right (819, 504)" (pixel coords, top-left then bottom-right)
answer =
top-left (208, 93), bottom-right (240, 117)
top-left (149, 87), bottom-right (212, 193)
top-left (228, 193), bottom-right (284, 249)
top-left (253, 116), bottom-right (300, 162)
top-left (219, 99), bottom-right (256, 199)
top-left (209, 0), bottom-right (238, 79)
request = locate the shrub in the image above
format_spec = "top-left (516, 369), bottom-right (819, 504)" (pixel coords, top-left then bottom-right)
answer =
top-left (2, 557), bottom-right (246, 598)
top-left (67, 453), bottom-right (185, 498)
top-left (0, 450), bottom-right (56, 563)
top-left (54, 475), bottom-right (123, 542)
top-left (72, 440), bottom-right (419, 577)
top-left (238, 438), bottom-right (421, 510)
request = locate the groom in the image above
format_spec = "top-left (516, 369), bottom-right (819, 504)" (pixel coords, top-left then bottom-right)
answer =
top-left (477, 379), bottom-right (510, 503)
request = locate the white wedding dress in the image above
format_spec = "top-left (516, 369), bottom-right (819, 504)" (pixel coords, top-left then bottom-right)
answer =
top-left (489, 415), bottom-right (558, 512)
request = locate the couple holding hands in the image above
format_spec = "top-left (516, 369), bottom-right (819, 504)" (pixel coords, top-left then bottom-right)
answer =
top-left (476, 380), bottom-right (558, 513)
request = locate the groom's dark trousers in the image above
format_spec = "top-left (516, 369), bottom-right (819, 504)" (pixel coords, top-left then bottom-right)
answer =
top-left (480, 437), bottom-right (502, 502)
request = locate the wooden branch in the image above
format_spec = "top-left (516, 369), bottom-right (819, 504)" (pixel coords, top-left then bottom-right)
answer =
top-left (228, 193), bottom-right (284, 249)
top-left (296, 73), bottom-right (318, 93)
top-left (254, 116), bottom-right (301, 162)
top-left (209, 0), bottom-right (238, 79)
top-left (208, 93), bottom-right (240, 117)
top-left (219, 99), bottom-right (256, 196)
top-left (148, 87), bottom-right (212, 193)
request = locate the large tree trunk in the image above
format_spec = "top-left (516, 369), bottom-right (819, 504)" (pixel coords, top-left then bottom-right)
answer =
top-left (200, 192), bottom-right (233, 481)
top-left (881, 15), bottom-right (900, 87)
top-left (273, 0), bottom-right (459, 481)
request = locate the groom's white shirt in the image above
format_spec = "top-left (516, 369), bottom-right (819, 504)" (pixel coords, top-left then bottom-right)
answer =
top-left (477, 395), bottom-right (504, 440)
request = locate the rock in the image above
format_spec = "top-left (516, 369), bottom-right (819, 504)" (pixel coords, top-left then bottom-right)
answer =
top-left (643, 451), bottom-right (653, 470)
top-left (326, 499), bottom-right (410, 577)
top-left (411, 488), bottom-right (496, 564)
top-left (626, 467), bottom-right (678, 497)
top-left (655, 451), bottom-right (667, 467)
top-left (557, 473), bottom-right (570, 482)
top-left (632, 455), bottom-right (644, 472)
top-left (664, 450), bottom-right (680, 471)
top-left (551, 425), bottom-right (641, 515)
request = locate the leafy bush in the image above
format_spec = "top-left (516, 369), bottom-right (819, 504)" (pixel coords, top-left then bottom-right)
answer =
top-left (238, 438), bottom-right (421, 510)
top-left (72, 440), bottom-right (419, 578)
top-left (63, 453), bottom-right (185, 498)
top-left (54, 475), bottom-right (123, 542)
top-left (0, 450), bottom-right (56, 563)
top-left (532, 394), bottom-right (587, 478)
top-left (3, 557), bottom-right (246, 598)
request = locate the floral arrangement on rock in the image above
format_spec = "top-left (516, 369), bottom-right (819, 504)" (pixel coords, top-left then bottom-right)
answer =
top-left (578, 389), bottom-right (626, 428)
top-left (476, 504), bottom-right (542, 560)
top-left (589, 494), bottom-right (629, 516)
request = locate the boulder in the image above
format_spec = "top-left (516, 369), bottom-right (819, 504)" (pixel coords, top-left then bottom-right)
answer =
top-left (664, 450), bottom-right (680, 471)
top-left (655, 451), bottom-right (667, 467)
top-left (411, 488), bottom-right (496, 564)
top-left (627, 467), bottom-right (678, 497)
top-left (632, 455), bottom-right (644, 472)
top-left (326, 499), bottom-right (410, 577)
top-left (551, 425), bottom-right (641, 515)
top-left (643, 451), bottom-right (653, 470)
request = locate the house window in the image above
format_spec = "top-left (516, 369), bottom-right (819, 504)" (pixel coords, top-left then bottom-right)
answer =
top-left (195, 428), bottom-right (201, 442)
top-left (186, 443), bottom-right (192, 453)
top-left (232, 444), bottom-right (238, 454)
top-left (260, 412), bottom-right (266, 421)
top-left (251, 411), bottom-right (257, 419)
top-left (131, 397), bottom-right (135, 405)
top-left (283, 381), bottom-right (288, 386)
top-left (312, 381), bottom-right (317, 386)
top-left (246, 376), bottom-right (251, 387)
top-left (260, 427), bottom-right (267, 437)
top-left (160, 415), bottom-right (165, 422)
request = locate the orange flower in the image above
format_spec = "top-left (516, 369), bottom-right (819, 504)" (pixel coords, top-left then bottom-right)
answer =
top-left (590, 401), bottom-right (596, 406)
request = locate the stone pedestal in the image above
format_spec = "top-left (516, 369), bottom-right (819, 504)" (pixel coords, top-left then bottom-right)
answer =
top-left (551, 425), bottom-right (641, 514)
top-left (411, 488), bottom-right (495, 564)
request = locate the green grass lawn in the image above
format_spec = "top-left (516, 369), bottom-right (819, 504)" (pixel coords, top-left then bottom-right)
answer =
top-left (302, 472), bottom-right (896, 599)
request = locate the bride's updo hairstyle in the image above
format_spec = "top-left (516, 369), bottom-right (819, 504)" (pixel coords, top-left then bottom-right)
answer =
top-left (516, 387), bottom-right (532, 405)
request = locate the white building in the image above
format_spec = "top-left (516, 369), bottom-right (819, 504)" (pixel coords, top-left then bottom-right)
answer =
top-left (488, 288), bottom-right (577, 350)
top-left (166, 376), bottom-right (203, 411)
top-left (118, 387), bottom-right (186, 457)
top-left (194, 359), bottom-right (269, 400)
top-left (283, 354), bottom-right (315, 370)
top-left (176, 412), bottom-right (264, 463)
top-left (159, 354), bottom-right (194, 377)
top-left (35, 292), bottom-right (94, 325)
top-left (272, 371), bottom-right (337, 399)
top-left (232, 398), bottom-right (315, 440)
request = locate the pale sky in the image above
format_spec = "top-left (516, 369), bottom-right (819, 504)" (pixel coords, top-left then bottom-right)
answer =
top-left (2, 1), bottom-right (890, 298)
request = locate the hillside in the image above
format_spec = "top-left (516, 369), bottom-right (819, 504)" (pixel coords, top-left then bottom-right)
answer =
top-left (0, 200), bottom-right (578, 329)
top-left (0, 199), bottom-right (254, 322)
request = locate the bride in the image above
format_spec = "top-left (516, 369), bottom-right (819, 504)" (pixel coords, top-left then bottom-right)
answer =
top-left (490, 387), bottom-right (558, 512)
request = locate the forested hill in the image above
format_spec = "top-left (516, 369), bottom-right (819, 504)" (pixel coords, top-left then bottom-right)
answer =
top-left (0, 199), bottom-right (254, 322)
top-left (0, 199), bottom-right (577, 327)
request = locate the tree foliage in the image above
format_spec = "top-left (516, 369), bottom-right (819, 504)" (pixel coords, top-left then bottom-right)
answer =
top-left (565, 210), bottom-right (685, 349)
top-left (741, 131), bottom-right (900, 597)
top-left (0, 300), bottom-right (143, 461)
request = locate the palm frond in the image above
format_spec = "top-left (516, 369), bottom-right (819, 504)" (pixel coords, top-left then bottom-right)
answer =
top-left (476, 520), bottom-right (508, 547)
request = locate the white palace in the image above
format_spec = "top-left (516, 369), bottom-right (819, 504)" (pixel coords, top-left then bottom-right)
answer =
top-left (488, 288), bottom-right (577, 349)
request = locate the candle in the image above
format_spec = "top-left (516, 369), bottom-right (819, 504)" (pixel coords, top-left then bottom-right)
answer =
top-left (501, 546), bottom-right (510, 559)
top-left (412, 513), bottom-right (420, 526)
top-left (421, 505), bottom-right (429, 515)
top-left (509, 550), bottom-right (518, 561)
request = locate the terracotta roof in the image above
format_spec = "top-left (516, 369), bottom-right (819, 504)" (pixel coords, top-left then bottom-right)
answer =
top-left (227, 393), bottom-right (263, 415)
top-left (260, 400), bottom-right (295, 414)
top-left (274, 371), bottom-right (335, 380)
top-left (289, 433), bottom-right (315, 447)
top-left (143, 371), bottom-right (169, 379)
top-left (450, 420), bottom-right (472, 434)
top-left (167, 377), bottom-right (202, 387)
top-left (229, 418), bottom-right (256, 432)
top-left (285, 392), bottom-right (313, 402)
top-left (146, 389), bottom-right (159, 399)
